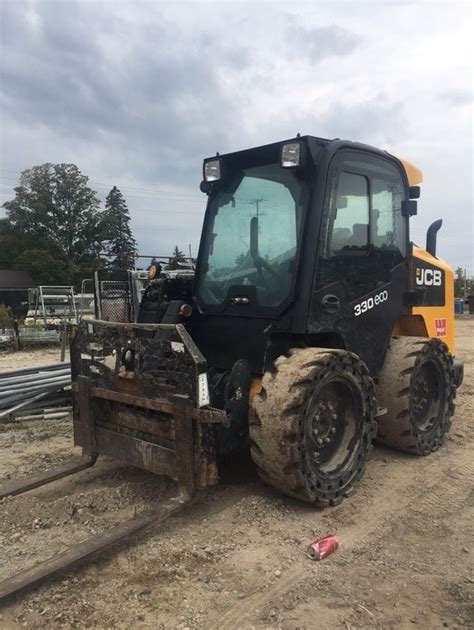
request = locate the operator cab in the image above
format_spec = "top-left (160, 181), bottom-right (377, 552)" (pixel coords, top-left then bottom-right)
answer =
top-left (194, 135), bottom-right (418, 376)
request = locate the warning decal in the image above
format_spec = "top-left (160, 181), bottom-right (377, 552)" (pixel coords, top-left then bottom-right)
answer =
top-left (435, 318), bottom-right (447, 337)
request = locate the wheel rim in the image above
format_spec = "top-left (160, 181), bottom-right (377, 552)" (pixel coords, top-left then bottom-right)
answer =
top-left (412, 359), bottom-right (446, 433)
top-left (304, 378), bottom-right (360, 475)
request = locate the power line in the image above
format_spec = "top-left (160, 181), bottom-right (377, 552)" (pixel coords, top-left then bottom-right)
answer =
top-left (95, 182), bottom-right (201, 198)
top-left (0, 178), bottom-right (205, 204)
top-left (0, 204), bottom-right (203, 216)
top-left (126, 208), bottom-right (204, 215)
top-left (0, 169), bottom-right (203, 199)
top-left (90, 182), bottom-right (202, 199)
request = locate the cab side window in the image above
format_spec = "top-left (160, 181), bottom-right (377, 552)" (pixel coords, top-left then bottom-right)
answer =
top-left (327, 156), bottom-right (406, 257)
top-left (330, 171), bottom-right (369, 254)
top-left (317, 153), bottom-right (407, 301)
top-left (371, 175), bottom-right (404, 253)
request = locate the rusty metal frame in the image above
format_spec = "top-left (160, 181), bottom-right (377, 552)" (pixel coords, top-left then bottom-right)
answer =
top-left (70, 319), bottom-right (209, 400)
top-left (70, 319), bottom-right (226, 486)
top-left (0, 320), bottom-right (227, 602)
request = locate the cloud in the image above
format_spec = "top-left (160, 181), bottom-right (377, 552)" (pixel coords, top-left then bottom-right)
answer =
top-left (300, 97), bottom-right (406, 147)
top-left (0, 0), bottom-right (246, 185)
top-left (438, 89), bottom-right (473, 107)
top-left (0, 0), bottom-right (472, 271)
top-left (288, 23), bottom-right (362, 63)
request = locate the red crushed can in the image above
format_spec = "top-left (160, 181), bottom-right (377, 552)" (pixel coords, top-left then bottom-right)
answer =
top-left (307, 535), bottom-right (339, 560)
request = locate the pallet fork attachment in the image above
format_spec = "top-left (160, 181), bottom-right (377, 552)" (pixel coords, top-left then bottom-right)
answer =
top-left (0, 381), bottom-right (195, 602)
top-left (0, 367), bottom-right (219, 602)
top-left (0, 377), bottom-right (97, 502)
top-left (0, 321), bottom-right (225, 602)
top-left (0, 457), bottom-right (95, 501)
top-left (0, 495), bottom-right (190, 602)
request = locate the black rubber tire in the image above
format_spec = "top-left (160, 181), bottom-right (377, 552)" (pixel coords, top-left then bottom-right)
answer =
top-left (249, 348), bottom-right (377, 506)
top-left (376, 337), bottom-right (456, 454)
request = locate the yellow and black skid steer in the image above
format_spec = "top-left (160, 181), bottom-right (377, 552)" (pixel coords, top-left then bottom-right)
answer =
top-left (0, 135), bottom-right (463, 601)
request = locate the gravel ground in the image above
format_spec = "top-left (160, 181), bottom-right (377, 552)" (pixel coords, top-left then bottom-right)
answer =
top-left (0, 347), bottom-right (62, 370)
top-left (0, 320), bottom-right (472, 629)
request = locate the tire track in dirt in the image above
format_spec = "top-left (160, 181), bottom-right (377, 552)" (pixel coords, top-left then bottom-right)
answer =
top-left (1, 320), bottom-right (472, 629)
top-left (209, 439), bottom-right (473, 630)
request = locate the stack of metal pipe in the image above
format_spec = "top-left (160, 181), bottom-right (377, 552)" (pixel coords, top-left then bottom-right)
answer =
top-left (0, 362), bottom-right (71, 421)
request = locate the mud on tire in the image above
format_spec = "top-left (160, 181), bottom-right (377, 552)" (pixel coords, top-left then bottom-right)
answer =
top-left (376, 337), bottom-right (456, 454)
top-left (249, 348), bottom-right (377, 506)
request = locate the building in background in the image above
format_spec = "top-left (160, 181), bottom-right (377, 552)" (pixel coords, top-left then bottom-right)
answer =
top-left (0, 270), bottom-right (33, 318)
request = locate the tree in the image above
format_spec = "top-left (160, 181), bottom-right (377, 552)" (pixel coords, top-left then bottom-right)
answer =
top-left (169, 245), bottom-right (185, 270)
top-left (0, 217), bottom-right (39, 269)
top-left (105, 186), bottom-right (137, 269)
top-left (172, 245), bottom-right (185, 260)
top-left (14, 249), bottom-right (69, 286)
top-left (2, 163), bottom-right (111, 283)
top-left (454, 267), bottom-right (464, 298)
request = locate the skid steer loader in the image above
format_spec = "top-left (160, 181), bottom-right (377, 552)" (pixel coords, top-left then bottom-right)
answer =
top-left (0, 135), bottom-right (464, 600)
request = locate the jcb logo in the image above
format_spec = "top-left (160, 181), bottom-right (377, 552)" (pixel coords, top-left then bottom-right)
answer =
top-left (416, 268), bottom-right (442, 286)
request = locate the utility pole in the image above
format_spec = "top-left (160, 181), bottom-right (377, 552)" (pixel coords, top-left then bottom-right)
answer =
top-left (249, 198), bottom-right (265, 217)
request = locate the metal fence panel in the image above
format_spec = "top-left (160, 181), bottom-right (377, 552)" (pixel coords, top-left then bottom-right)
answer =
top-left (94, 270), bottom-right (133, 323)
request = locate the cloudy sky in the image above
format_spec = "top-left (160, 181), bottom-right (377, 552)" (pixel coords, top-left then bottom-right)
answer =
top-left (1, 0), bottom-right (472, 272)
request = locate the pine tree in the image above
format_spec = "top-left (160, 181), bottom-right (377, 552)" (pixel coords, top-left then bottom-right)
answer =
top-left (169, 245), bottom-right (186, 270)
top-left (172, 245), bottom-right (185, 261)
top-left (105, 186), bottom-right (137, 269)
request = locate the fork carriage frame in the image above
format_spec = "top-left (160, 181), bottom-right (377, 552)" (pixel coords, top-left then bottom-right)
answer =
top-left (70, 319), bottom-right (227, 494)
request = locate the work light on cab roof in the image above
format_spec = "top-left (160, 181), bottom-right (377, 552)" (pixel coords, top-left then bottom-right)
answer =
top-left (280, 141), bottom-right (302, 167)
top-left (204, 142), bottom-right (303, 183)
top-left (203, 159), bottom-right (221, 182)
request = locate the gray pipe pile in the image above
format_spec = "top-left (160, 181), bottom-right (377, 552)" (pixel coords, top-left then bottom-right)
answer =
top-left (0, 362), bottom-right (72, 421)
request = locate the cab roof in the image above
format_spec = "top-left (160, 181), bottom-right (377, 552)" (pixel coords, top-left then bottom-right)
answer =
top-left (207, 135), bottom-right (423, 187)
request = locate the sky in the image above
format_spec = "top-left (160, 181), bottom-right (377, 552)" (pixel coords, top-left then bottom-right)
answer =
top-left (0, 0), bottom-right (472, 273)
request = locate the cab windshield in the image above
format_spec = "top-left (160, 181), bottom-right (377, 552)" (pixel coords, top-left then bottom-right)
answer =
top-left (196, 164), bottom-right (308, 309)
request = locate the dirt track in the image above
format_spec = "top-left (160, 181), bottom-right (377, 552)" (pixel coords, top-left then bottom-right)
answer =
top-left (0, 321), bottom-right (473, 629)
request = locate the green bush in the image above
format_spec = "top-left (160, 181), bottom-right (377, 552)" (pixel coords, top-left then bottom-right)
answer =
top-left (0, 304), bottom-right (13, 331)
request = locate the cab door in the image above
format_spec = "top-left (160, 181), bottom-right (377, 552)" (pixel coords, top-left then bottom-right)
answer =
top-left (309, 150), bottom-right (410, 375)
